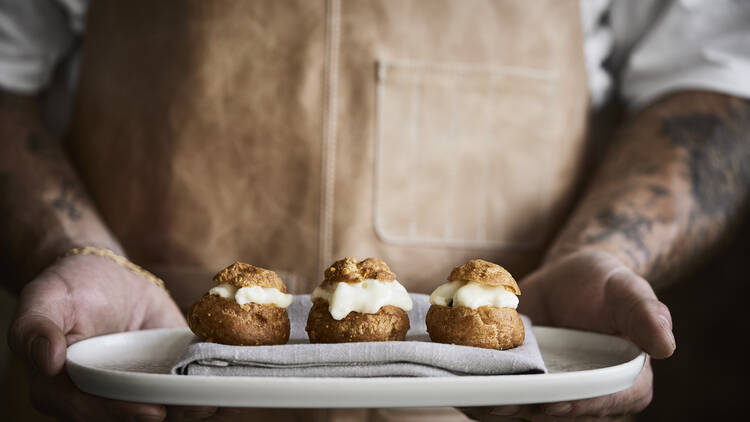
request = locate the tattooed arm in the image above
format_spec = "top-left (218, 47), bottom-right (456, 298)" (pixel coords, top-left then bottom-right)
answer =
top-left (477, 91), bottom-right (750, 421)
top-left (546, 91), bottom-right (750, 288)
top-left (2, 89), bottom-right (188, 420)
top-left (0, 90), bottom-right (124, 292)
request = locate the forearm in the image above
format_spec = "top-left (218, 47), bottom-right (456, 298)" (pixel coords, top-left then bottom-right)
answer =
top-left (0, 90), bottom-right (123, 291)
top-left (547, 91), bottom-right (750, 288)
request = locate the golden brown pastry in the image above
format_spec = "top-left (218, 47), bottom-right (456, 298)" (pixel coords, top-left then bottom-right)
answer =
top-left (305, 257), bottom-right (412, 343)
top-left (425, 259), bottom-right (525, 350)
top-left (188, 262), bottom-right (292, 345)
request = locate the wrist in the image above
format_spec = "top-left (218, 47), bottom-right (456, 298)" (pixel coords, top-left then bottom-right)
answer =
top-left (60, 247), bottom-right (168, 294)
top-left (49, 252), bottom-right (169, 321)
top-left (542, 245), bottom-right (635, 277)
top-left (544, 243), bottom-right (639, 274)
top-left (27, 230), bottom-right (125, 278)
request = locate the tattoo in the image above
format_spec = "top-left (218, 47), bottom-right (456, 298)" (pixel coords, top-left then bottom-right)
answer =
top-left (25, 130), bottom-right (60, 158)
top-left (662, 106), bottom-right (750, 217)
top-left (648, 185), bottom-right (669, 196)
top-left (549, 93), bottom-right (750, 283)
top-left (52, 179), bottom-right (83, 220)
top-left (24, 129), bottom-right (85, 221)
top-left (579, 183), bottom-right (672, 268)
top-left (585, 208), bottom-right (653, 264)
top-left (1, 91), bottom-right (118, 288)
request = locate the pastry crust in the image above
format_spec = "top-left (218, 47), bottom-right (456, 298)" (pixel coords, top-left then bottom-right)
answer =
top-left (425, 304), bottom-right (524, 350)
top-left (305, 299), bottom-right (410, 343)
top-left (448, 259), bottom-right (521, 294)
top-left (320, 257), bottom-right (396, 288)
top-left (213, 261), bottom-right (287, 291)
top-left (188, 262), bottom-right (290, 345)
top-left (188, 294), bottom-right (290, 345)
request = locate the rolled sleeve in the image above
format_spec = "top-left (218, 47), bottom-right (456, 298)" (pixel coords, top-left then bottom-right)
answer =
top-left (0, 0), bottom-right (85, 94)
top-left (617, 0), bottom-right (750, 108)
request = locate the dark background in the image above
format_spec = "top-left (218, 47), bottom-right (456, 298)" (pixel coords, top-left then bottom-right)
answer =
top-left (639, 209), bottom-right (748, 421)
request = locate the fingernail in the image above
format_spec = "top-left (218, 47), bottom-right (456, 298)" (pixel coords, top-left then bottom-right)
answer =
top-left (544, 402), bottom-right (572, 416)
top-left (490, 405), bottom-right (520, 416)
top-left (31, 337), bottom-right (49, 374)
top-left (657, 315), bottom-right (672, 330)
top-left (658, 316), bottom-right (676, 349)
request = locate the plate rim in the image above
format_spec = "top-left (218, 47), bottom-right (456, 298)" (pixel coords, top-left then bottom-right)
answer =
top-left (65, 326), bottom-right (646, 407)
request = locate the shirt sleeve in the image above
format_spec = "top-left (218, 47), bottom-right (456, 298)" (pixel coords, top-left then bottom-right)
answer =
top-left (0, 0), bottom-right (87, 94)
top-left (580, 0), bottom-right (615, 108)
top-left (612, 0), bottom-right (750, 109)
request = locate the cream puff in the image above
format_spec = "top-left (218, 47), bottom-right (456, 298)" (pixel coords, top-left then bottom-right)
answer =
top-left (188, 262), bottom-right (293, 345)
top-left (305, 257), bottom-right (412, 343)
top-left (426, 259), bottom-right (524, 350)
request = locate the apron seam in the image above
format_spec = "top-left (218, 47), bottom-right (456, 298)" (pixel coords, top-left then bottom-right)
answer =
top-left (319, 0), bottom-right (341, 271)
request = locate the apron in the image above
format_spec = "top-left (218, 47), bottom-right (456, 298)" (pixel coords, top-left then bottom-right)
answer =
top-left (67, 0), bottom-right (588, 306)
top-left (65, 1), bottom-right (587, 420)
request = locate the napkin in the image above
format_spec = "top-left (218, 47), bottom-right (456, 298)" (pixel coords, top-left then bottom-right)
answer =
top-left (172, 294), bottom-right (546, 377)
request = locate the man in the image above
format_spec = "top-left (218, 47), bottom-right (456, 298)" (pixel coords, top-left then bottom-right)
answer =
top-left (1, 0), bottom-right (749, 421)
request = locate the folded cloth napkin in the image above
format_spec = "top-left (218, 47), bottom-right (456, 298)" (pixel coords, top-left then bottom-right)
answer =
top-left (171, 294), bottom-right (546, 377)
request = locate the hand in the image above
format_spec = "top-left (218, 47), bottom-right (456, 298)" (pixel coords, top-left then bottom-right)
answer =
top-left (463, 250), bottom-right (676, 421)
top-left (7, 253), bottom-right (216, 421)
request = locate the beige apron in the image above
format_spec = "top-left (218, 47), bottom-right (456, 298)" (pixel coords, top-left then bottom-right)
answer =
top-left (65, 1), bottom-right (587, 420)
top-left (67, 0), bottom-right (588, 307)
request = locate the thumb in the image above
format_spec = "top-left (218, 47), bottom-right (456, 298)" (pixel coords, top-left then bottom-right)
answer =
top-left (606, 269), bottom-right (676, 359)
top-left (8, 278), bottom-right (71, 376)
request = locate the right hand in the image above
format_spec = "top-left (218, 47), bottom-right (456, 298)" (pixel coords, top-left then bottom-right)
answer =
top-left (7, 253), bottom-right (213, 421)
top-left (467, 250), bottom-right (674, 421)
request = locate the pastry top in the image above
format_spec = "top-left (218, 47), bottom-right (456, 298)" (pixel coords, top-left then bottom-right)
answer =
top-left (212, 262), bottom-right (287, 292)
top-left (321, 257), bottom-right (396, 288)
top-left (448, 259), bottom-right (520, 294)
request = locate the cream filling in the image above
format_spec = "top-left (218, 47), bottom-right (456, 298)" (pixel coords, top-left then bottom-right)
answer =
top-left (311, 279), bottom-right (413, 320)
top-left (429, 280), bottom-right (518, 309)
top-left (208, 283), bottom-right (293, 308)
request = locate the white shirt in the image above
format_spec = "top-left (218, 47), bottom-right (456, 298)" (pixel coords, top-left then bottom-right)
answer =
top-left (581, 0), bottom-right (750, 108)
top-left (1, 0), bottom-right (749, 110)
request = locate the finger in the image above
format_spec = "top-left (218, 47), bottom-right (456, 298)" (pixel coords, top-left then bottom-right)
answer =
top-left (165, 405), bottom-right (218, 421)
top-left (30, 370), bottom-right (166, 422)
top-left (489, 404), bottom-right (577, 421)
top-left (457, 407), bottom-right (486, 420)
top-left (8, 278), bottom-right (73, 376)
top-left (606, 270), bottom-right (676, 358)
top-left (541, 358), bottom-right (654, 418)
top-left (486, 405), bottom-right (522, 419)
top-left (460, 406), bottom-right (526, 421)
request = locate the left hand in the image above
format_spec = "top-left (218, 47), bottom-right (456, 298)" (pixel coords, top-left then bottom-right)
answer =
top-left (462, 250), bottom-right (676, 421)
top-left (7, 254), bottom-right (217, 421)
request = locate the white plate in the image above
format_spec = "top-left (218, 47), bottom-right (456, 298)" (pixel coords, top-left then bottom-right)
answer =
top-left (66, 327), bottom-right (645, 408)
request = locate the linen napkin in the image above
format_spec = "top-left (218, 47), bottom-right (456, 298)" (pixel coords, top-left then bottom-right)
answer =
top-left (172, 294), bottom-right (546, 377)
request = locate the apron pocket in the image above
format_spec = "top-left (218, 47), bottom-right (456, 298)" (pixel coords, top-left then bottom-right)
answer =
top-left (374, 59), bottom-right (558, 250)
